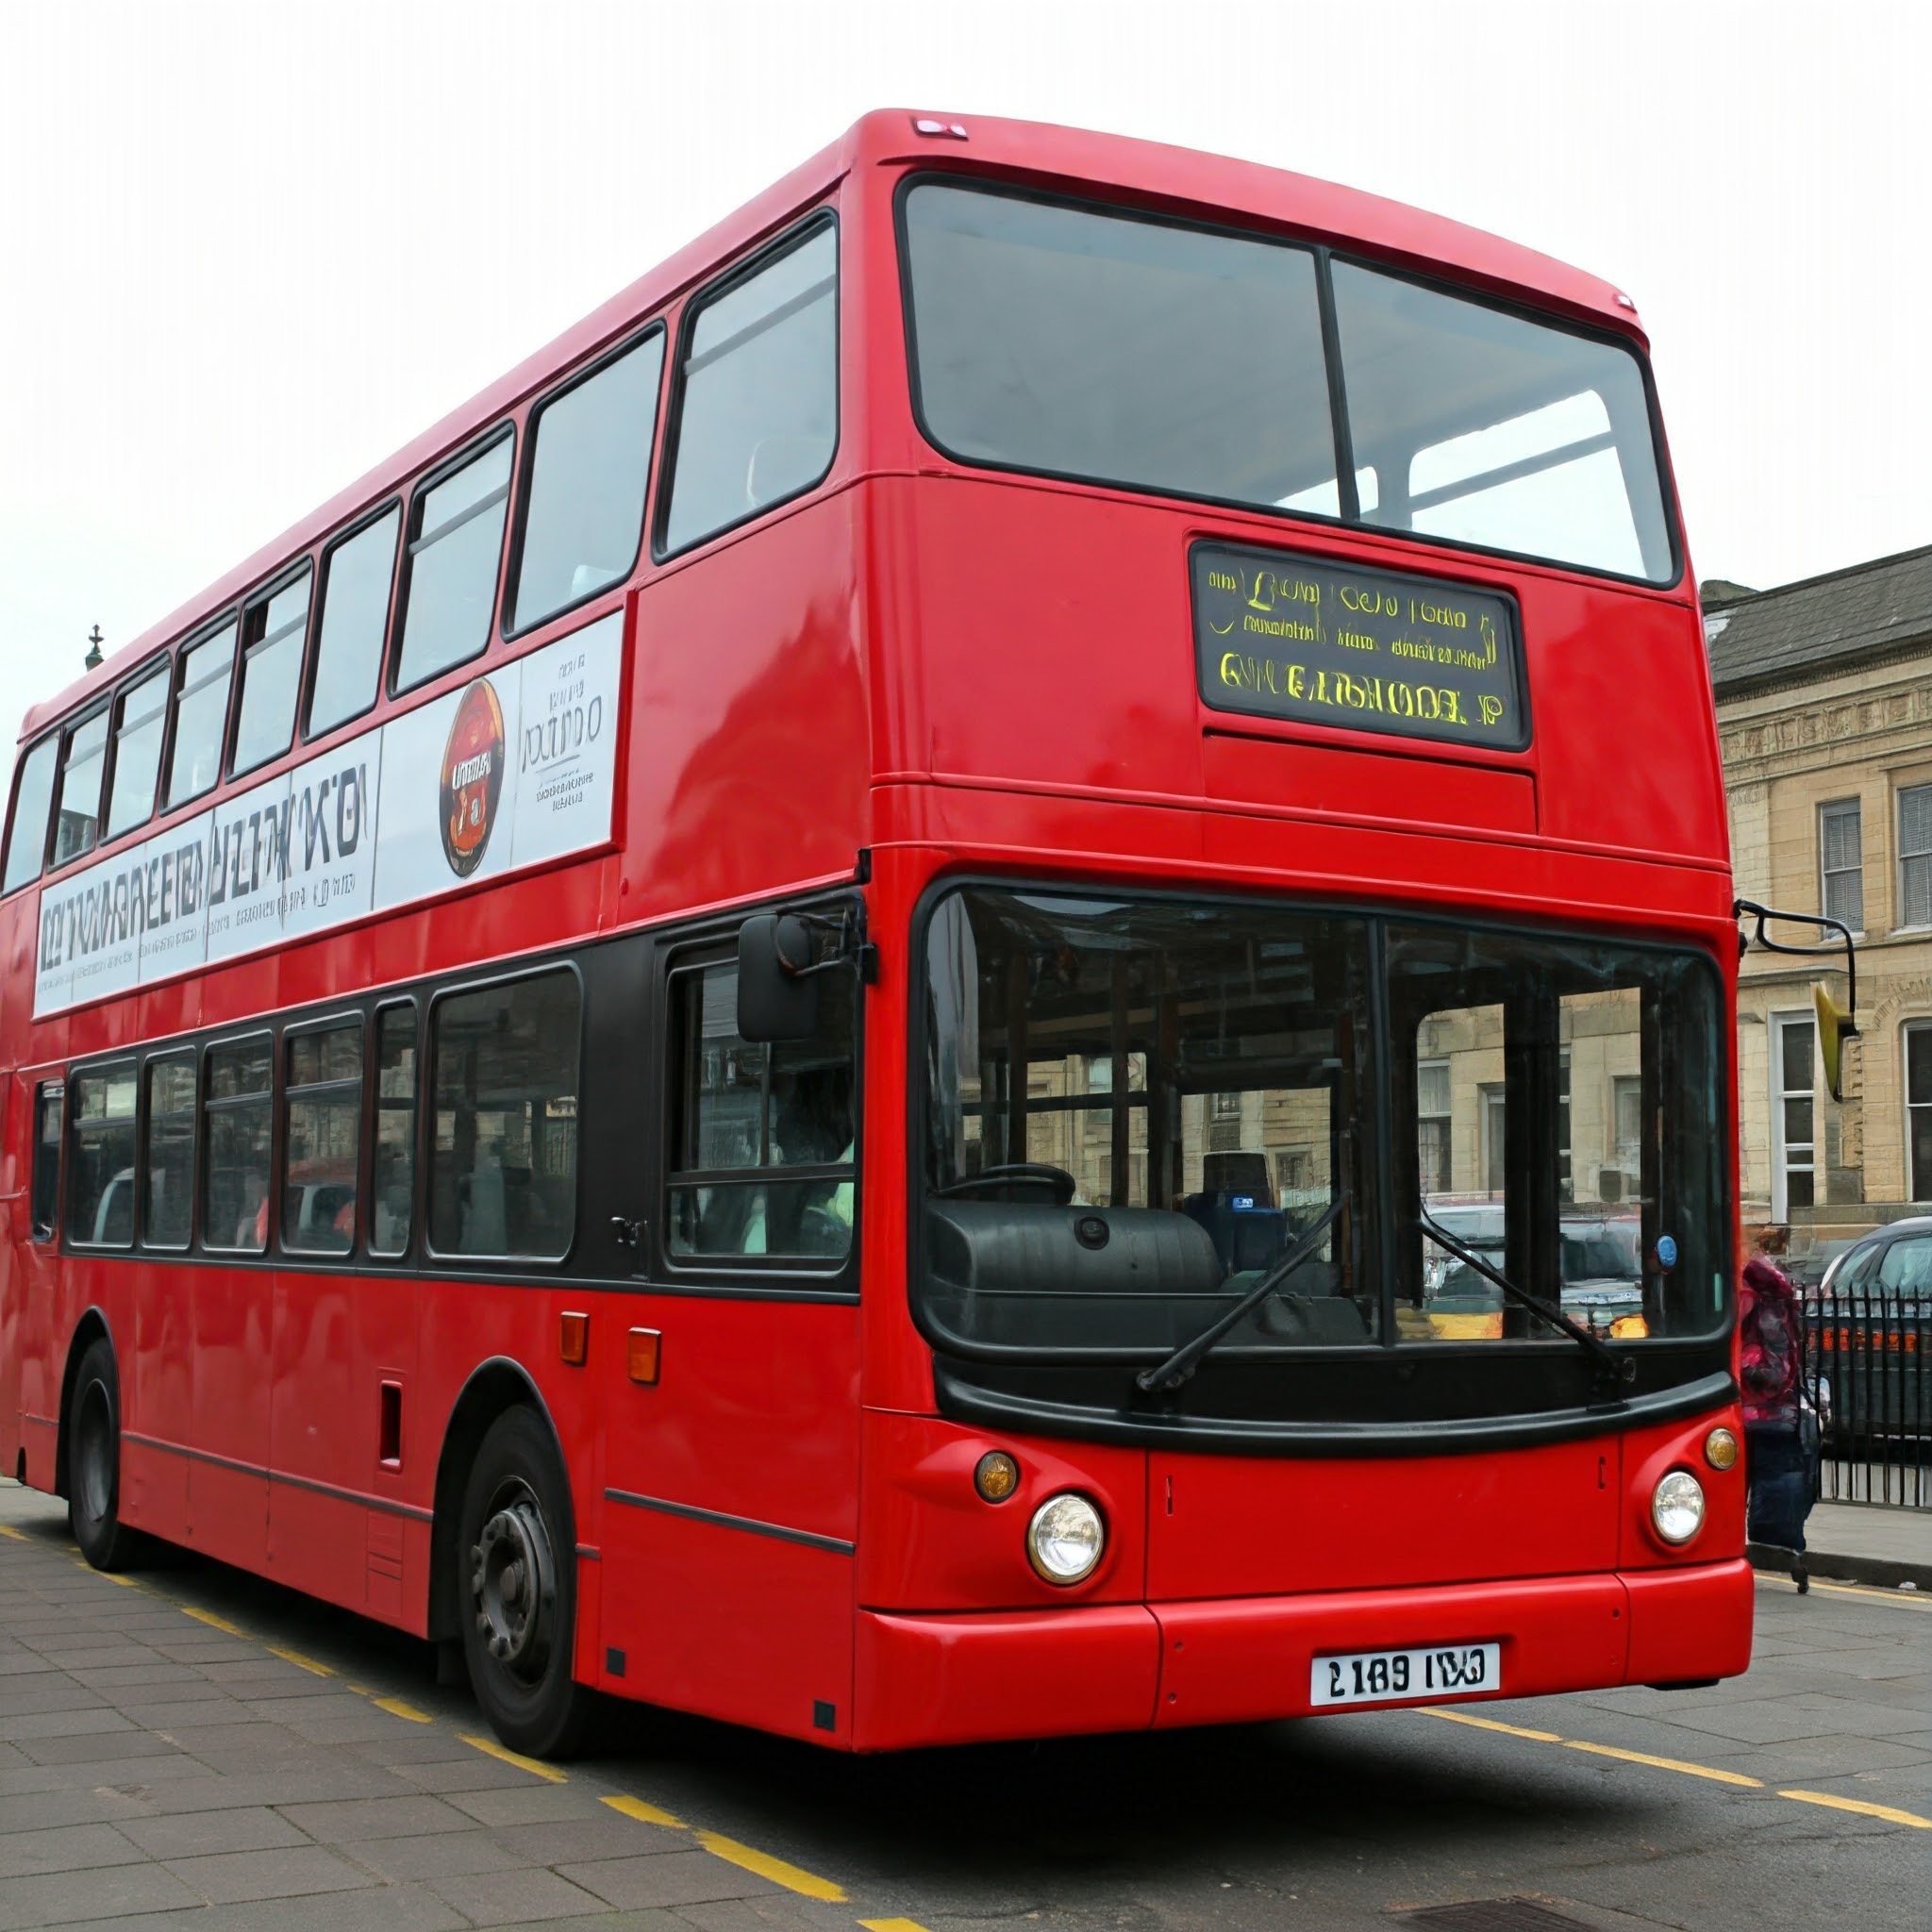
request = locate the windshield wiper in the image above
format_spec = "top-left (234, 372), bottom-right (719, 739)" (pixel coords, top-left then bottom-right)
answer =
top-left (1418, 1203), bottom-right (1636, 1391)
top-left (1137, 1196), bottom-right (1348, 1395)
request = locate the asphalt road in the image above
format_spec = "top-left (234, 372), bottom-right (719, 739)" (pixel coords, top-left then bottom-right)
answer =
top-left (3, 1476), bottom-right (1927, 1932)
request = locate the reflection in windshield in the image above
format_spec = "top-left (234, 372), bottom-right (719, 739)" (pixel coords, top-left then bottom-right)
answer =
top-left (920, 888), bottom-right (1725, 1364)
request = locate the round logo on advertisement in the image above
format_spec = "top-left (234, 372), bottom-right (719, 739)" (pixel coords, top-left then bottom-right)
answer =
top-left (440, 678), bottom-right (506, 878)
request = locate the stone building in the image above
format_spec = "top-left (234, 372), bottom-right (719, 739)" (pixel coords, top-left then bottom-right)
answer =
top-left (1707, 543), bottom-right (1932, 1240)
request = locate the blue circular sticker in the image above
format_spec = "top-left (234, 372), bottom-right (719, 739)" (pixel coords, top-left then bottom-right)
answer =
top-left (1655, 1234), bottom-right (1679, 1270)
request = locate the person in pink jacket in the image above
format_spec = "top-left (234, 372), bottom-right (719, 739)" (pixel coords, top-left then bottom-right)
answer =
top-left (1740, 1255), bottom-right (1815, 1591)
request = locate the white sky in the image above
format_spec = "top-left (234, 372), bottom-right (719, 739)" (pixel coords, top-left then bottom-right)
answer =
top-left (4, 0), bottom-right (1929, 747)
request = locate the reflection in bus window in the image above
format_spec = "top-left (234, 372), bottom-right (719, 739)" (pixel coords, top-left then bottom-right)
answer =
top-left (513, 332), bottom-right (663, 631)
top-left (664, 225), bottom-right (837, 553)
top-left (284, 1023), bottom-right (362, 1255)
top-left (371, 1005), bottom-right (416, 1257)
top-left (204, 1038), bottom-right (272, 1253)
top-left (144, 1056), bottom-right (195, 1249)
top-left (3, 734), bottom-right (58, 893)
top-left (309, 508), bottom-right (400, 737)
top-left (69, 1066), bottom-right (136, 1248)
top-left (429, 972), bottom-right (578, 1259)
top-left (667, 958), bottom-right (857, 1263)
top-left (32, 1083), bottom-right (62, 1241)
top-left (51, 710), bottom-right (108, 869)
top-left (232, 569), bottom-right (311, 776)
top-left (106, 663), bottom-right (169, 841)
top-left (395, 440), bottom-right (512, 694)
top-left (166, 624), bottom-right (238, 810)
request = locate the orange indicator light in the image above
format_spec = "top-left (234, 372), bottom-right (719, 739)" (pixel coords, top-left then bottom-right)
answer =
top-left (974, 1451), bottom-right (1020, 1502)
top-left (627, 1327), bottom-right (662, 1385)
top-left (559, 1312), bottom-right (589, 1366)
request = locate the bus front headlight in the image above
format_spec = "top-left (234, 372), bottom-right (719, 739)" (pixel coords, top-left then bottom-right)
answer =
top-left (1027, 1492), bottom-right (1105, 1583)
top-left (1651, 1470), bottom-right (1706, 1545)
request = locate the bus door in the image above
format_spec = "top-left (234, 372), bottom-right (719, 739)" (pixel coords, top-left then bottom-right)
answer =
top-left (598, 935), bottom-right (862, 1745)
top-left (2, 1075), bottom-right (65, 1479)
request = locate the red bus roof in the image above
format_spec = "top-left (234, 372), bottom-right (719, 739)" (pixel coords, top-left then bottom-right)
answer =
top-left (25, 109), bottom-right (1647, 741)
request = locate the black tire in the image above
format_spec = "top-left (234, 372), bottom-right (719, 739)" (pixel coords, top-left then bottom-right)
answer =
top-left (66, 1338), bottom-right (147, 1572)
top-left (458, 1406), bottom-right (591, 1758)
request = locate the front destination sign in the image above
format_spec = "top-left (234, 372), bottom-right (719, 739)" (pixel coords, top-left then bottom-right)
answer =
top-left (1191, 541), bottom-right (1527, 750)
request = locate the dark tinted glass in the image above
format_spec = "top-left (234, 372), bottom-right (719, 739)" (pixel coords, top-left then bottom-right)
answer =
top-left (664, 226), bottom-right (837, 553)
top-left (69, 1067), bottom-right (137, 1248)
top-left (4, 735), bottom-right (58, 893)
top-left (285, 1023), bottom-right (362, 1255)
top-left (513, 334), bottom-right (663, 629)
top-left (232, 570), bottom-right (311, 775)
top-left (396, 441), bottom-right (512, 692)
top-left (204, 1038), bottom-right (272, 1252)
top-left (31, 1084), bottom-right (61, 1240)
top-left (166, 625), bottom-right (237, 809)
top-left (144, 1056), bottom-right (196, 1249)
top-left (428, 972), bottom-right (578, 1258)
top-left (106, 664), bottom-right (169, 840)
top-left (1331, 262), bottom-right (1672, 581)
top-left (904, 184), bottom-right (1336, 511)
top-left (372, 1005), bottom-right (417, 1257)
top-left (309, 508), bottom-right (400, 736)
top-left (51, 710), bottom-right (108, 868)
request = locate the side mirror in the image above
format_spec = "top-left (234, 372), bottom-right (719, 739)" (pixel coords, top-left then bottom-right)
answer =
top-left (1814, 982), bottom-right (1857, 1104)
top-left (738, 913), bottom-right (821, 1043)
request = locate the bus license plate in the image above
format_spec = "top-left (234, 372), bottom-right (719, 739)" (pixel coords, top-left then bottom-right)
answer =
top-left (1310, 1641), bottom-right (1500, 1707)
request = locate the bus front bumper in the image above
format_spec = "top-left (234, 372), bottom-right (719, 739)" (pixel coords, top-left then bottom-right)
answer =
top-left (852, 1558), bottom-right (1752, 1752)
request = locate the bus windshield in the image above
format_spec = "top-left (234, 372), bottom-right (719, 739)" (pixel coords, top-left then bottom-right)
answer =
top-left (902, 180), bottom-right (1674, 583)
top-left (918, 887), bottom-right (1724, 1366)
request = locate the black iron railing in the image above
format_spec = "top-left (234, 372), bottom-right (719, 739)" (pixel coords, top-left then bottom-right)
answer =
top-left (1804, 1284), bottom-right (1931, 1509)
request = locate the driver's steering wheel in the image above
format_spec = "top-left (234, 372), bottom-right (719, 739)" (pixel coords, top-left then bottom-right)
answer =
top-left (929, 1162), bottom-right (1077, 1207)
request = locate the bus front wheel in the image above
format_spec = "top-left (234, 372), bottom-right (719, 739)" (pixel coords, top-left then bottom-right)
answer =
top-left (67, 1339), bottom-right (146, 1571)
top-left (458, 1406), bottom-right (591, 1758)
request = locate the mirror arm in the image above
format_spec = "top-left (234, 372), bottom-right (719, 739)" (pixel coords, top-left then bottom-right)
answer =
top-left (1732, 898), bottom-right (1857, 1018)
top-left (785, 904), bottom-right (878, 986)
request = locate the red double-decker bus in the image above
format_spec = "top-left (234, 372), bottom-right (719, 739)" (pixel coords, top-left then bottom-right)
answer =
top-left (1, 113), bottom-right (1752, 1757)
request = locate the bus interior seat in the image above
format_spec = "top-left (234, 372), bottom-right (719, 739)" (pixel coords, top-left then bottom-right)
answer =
top-left (1183, 1191), bottom-right (1288, 1274)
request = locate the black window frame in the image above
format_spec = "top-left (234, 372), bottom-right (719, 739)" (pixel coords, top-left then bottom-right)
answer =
top-left (102, 654), bottom-right (174, 846)
top-left (423, 960), bottom-right (585, 1269)
top-left (31, 1079), bottom-right (63, 1242)
top-left (3, 729), bottom-right (62, 896)
top-left (141, 1047), bottom-right (199, 1251)
top-left (303, 499), bottom-right (404, 744)
top-left (504, 323), bottom-right (668, 641)
top-left (164, 615), bottom-right (242, 813)
top-left (893, 172), bottom-right (1685, 594)
top-left (652, 210), bottom-right (841, 564)
top-left (199, 1028), bottom-right (276, 1257)
top-left (47, 701), bottom-right (113, 876)
top-left (65, 1058), bottom-right (139, 1252)
top-left (229, 560), bottom-right (315, 781)
top-left (390, 428), bottom-right (516, 701)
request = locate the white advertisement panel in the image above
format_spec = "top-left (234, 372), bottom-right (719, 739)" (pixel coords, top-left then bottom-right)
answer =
top-left (32, 617), bottom-right (623, 1018)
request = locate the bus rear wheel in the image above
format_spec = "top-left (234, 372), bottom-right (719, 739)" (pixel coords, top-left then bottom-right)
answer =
top-left (67, 1339), bottom-right (146, 1572)
top-left (458, 1406), bottom-right (591, 1758)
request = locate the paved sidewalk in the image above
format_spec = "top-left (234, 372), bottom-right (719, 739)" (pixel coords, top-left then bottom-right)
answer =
top-left (1748, 1496), bottom-right (1932, 1590)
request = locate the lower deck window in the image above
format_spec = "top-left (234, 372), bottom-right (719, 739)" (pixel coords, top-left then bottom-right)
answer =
top-left (284, 1023), bottom-right (362, 1254)
top-left (69, 1067), bottom-right (137, 1248)
top-left (204, 1038), bottom-right (273, 1252)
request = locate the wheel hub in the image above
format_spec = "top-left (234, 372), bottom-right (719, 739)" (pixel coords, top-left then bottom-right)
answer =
top-left (470, 1487), bottom-right (557, 1681)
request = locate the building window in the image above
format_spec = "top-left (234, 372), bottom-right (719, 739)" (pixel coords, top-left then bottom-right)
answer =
top-left (1417, 1059), bottom-right (1451, 1193)
top-left (1772, 1013), bottom-right (1815, 1216)
top-left (1901, 785), bottom-right (1932, 930)
top-left (1481, 1084), bottom-right (1507, 1195)
top-left (1820, 799), bottom-right (1863, 931)
top-left (1907, 1024), bottom-right (1932, 1203)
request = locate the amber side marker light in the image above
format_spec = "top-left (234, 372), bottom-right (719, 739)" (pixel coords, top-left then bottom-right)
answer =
top-left (627, 1327), bottom-right (662, 1385)
top-left (1705, 1426), bottom-right (1740, 1471)
top-left (974, 1451), bottom-right (1019, 1502)
top-left (1609, 1315), bottom-right (1649, 1340)
top-left (559, 1312), bottom-right (590, 1366)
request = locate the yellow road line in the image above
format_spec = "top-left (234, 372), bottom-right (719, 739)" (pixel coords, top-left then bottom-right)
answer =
top-left (373, 1695), bottom-right (431, 1724)
top-left (860, 1921), bottom-right (937, 1931)
top-left (268, 1646), bottom-right (334, 1676)
top-left (1780, 1789), bottom-right (1932, 1828)
top-left (0, 1523), bottom-right (31, 1541)
top-left (694, 1830), bottom-right (848, 1902)
top-left (1561, 1739), bottom-right (1761, 1787)
top-left (466, 1733), bottom-right (570, 1784)
top-left (178, 1605), bottom-right (246, 1636)
top-left (1419, 1707), bottom-right (1562, 1742)
top-left (603, 1791), bottom-right (683, 1827)
top-left (1755, 1574), bottom-right (1932, 1612)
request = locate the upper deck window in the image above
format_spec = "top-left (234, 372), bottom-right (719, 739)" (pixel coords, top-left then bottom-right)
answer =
top-left (51, 709), bottom-right (109, 870)
top-left (231, 568), bottom-right (311, 776)
top-left (901, 182), bottom-right (1675, 586)
top-left (308, 507), bottom-right (400, 739)
top-left (105, 661), bottom-right (169, 841)
top-left (661, 223), bottom-right (838, 556)
top-left (3, 734), bottom-right (59, 893)
top-left (165, 622), bottom-right (237, 810)
top-left (394, 438), bottom-right (512, 695)
top-left (510, 330), bottom-right (664, 632)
